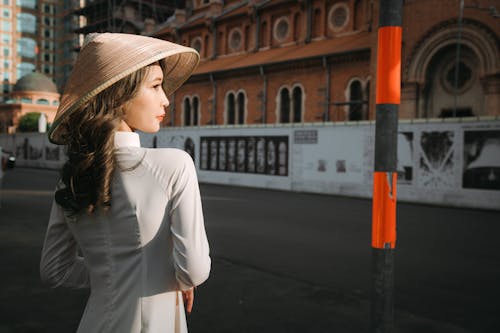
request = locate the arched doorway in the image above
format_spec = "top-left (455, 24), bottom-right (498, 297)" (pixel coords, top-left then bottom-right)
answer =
top-left (405, 20), bottom-right (499, 119)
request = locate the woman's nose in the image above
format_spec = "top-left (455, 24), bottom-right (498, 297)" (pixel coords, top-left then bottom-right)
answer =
top-left (161, 91), bottom-right (170, 108)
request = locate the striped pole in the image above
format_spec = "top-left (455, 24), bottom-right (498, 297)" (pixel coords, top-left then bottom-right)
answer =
top-left (371, 0), bottom-right (402, 332)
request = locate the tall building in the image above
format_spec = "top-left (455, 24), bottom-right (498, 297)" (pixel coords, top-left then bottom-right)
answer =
top-left (72, 0), bottom-right (176, 35)
top-left (55, 0), bottom-right (85, 91)
top-left (152, 0), bottom-right (499, 127)
top-left (0, 0), bottom-right (65, 101)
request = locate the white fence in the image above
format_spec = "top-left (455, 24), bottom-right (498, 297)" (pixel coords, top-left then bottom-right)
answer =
top-left (2, 118), bottom-right (499, 210)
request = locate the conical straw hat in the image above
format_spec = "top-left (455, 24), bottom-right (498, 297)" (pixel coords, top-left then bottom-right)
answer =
top-left (48, 33), bottom-right (200, 144)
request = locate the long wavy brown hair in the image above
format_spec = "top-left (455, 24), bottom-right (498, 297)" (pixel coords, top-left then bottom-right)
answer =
top-left (55, 63), bottom-right (157, 214)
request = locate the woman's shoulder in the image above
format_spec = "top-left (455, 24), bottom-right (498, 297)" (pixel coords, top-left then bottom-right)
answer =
top-left (143, 148), bottom-right (195, 173)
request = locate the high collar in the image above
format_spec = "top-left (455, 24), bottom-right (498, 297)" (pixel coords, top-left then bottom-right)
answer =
top-left (114, 131), bottom-right (141, 148)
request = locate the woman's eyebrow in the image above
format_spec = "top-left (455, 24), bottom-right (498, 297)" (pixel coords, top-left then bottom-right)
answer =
top-left (150, 76), bottom-right (163, 82)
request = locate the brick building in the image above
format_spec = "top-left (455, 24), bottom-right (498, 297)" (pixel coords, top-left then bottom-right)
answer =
top-left (0, 72), bottom-right (60, 133)
top-left (153, 0), bottom-right (499, 127)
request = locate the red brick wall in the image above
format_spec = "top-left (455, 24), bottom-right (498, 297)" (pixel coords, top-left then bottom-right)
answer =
top-left (159, 0), bottom-right (498, 128)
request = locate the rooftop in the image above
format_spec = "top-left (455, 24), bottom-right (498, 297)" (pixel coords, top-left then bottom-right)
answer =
top-left (13, 72), bottom-right (58, 94)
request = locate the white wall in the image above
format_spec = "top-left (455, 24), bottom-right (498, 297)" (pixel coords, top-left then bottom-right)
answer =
top-left (2, 118), bottom-right (499, 210)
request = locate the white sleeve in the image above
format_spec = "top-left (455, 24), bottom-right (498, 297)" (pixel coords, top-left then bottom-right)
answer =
top-left (169, 152), bottom-right (211, 291)
top-left (40, 199), bottom-right (90, 289)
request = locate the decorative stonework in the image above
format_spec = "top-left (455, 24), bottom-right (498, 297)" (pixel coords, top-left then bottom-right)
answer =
top-left (228, 28), bottom-right (243, 51)
top-left (273, 16), bottom-right (290, 42)
top-left (405, 19), bottom-right (499, 83)
top-left (441, 60), bottom-right (475, 95)
top-left (328, 3), bottom-right (349, 32)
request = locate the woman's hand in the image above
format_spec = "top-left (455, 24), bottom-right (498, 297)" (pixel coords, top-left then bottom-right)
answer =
top-left (182, 287), bottom-right (194, 314)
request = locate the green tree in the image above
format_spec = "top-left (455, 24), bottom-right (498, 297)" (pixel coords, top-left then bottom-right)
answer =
top-left (17, 112), bottom-right (42, 132)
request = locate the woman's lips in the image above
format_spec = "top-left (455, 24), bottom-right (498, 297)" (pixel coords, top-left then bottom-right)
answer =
top-left (156, 115), bottom-right (165, 121)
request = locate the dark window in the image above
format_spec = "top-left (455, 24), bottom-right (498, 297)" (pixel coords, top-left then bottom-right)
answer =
top-left (227, 93), bottom-right (235, 124)
top-left (292, 86), bottom-right (302, 123)
top-left (439, 108), bottom-right (474, 118)
top-left (193, 96), bottom-right (199, 126)
top-left (280, 89), bottom-right (290, 123)
top-left (349, 80), bottom-right (363, 120)
top-left (237, 92), bottom-right (245, 124)
top-left (184, 98), bottom-right (191, 126)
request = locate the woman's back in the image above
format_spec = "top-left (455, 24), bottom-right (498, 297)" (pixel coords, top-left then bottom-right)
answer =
top-left (41, 132), bottom-right (211, 332)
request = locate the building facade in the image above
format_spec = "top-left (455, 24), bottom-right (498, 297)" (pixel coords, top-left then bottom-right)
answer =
top-left (0, 72), bottom-right (59, 133)
top-left (152, 0), bottom-right (499, 127)
top-left (0, 0), bottom-right (86, 99)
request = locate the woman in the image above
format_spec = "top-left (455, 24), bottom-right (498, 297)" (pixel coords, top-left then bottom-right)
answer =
top-left (40, 33), bottom-right (211, 332)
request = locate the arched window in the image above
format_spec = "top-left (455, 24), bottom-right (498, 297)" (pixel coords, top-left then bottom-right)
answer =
top-left (226, 91), bottom-right (246, 125)
top-left (192, 96), bottom-right (199, 126)
top-left (227, 93), bottom-right (235, 124)
top-left (36, 98), bottom-right (49, 105)
top-left (237, 92), bottom-right (245, 125)
top-left (280, 88), bottom-right (290, 123)
top-left (20, 97), bottom-right (32, 103)
top-left (349, 80), bottom-right (363, 120)
top-left (184, 97), bottom-right (191, 126)
top-left (292, 86), bottom-right (302, 123)
top-left (183, 96), bottom-right (200, 126)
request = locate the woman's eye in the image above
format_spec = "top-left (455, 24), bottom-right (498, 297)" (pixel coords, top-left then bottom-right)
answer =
top-left (153, 84), bottom-right (161, 89)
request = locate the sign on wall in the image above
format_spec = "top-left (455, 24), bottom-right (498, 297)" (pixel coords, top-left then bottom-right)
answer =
top-left (200, 136), bottom-right (289, 176)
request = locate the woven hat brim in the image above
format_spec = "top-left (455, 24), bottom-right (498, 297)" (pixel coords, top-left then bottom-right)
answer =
top-left (48, 41), bottom-right (199, 145)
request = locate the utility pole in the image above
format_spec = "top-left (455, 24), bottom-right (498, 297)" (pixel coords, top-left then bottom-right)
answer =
top-left (370, 0), bottom-right (402, 332)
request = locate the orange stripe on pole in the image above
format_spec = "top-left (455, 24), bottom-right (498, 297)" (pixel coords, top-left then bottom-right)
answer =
top-left (375, 27), bottom-right (402, 104)
top-left (372, 171), bottom-right (397, 249)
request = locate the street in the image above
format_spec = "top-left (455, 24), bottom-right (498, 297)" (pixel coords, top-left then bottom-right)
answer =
top-left (1, 168), bottom-right (499, 332)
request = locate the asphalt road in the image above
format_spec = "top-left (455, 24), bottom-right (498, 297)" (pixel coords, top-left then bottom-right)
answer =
top-left (1, 168), bottom-right (499, 333)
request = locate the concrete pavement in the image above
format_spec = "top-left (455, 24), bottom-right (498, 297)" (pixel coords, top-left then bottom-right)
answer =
top-left (1, 168), bottom-right (498, 332)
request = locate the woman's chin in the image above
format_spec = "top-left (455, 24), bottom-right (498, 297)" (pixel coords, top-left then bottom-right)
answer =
top-left (138, 124), bottom-right (161, 133)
